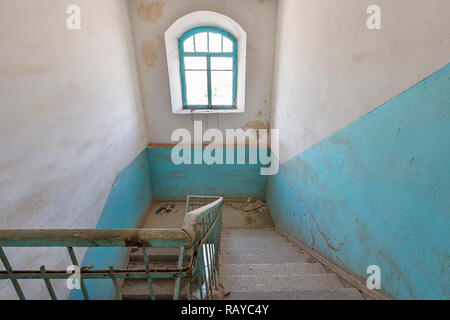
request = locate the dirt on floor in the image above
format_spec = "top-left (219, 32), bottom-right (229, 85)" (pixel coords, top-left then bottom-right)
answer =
top-left (141, 199), bottom-right (274, 229)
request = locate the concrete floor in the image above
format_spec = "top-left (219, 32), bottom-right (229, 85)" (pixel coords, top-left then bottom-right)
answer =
top-left (141, 199), bottom-right (274, 229)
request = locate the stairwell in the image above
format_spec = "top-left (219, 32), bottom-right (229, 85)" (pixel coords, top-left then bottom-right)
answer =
top-left (119, 200), bottom-right (365, 300)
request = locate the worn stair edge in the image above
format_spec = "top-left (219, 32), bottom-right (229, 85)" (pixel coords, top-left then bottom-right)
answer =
top-left (122, 278), bottom-right (188, 300)
top-left (221, 242), bottom-right (296, 249)
top-left (276, 227), bottom-right (391, 300)
top-left (225, 288), bottom-right (364, 300)
top-left (222, 235), bottom-right (288, 241)
top-left (221, 239), bottom-right (291, 245)
top-left (221, 274), bottom-right (344, 291)
top-left (221, 247), bottom-right (303, 255)
top-left (221, 253), bottom-right (313, 265)
top-left (220, 263), bottom-right (325, 276)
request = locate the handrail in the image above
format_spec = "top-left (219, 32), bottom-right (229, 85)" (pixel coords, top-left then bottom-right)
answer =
top-left (0, 196), bottom-right (223, 300)
top-left (0, 229), bottom-right (192, 248)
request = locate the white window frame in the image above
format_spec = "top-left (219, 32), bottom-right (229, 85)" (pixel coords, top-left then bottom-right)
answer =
top-left (165, 11), bottom-right (247, 114)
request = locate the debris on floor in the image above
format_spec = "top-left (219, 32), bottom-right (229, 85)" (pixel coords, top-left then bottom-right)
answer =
top-left (155, 203), bottom-right (176, 215)
top-left (241, 200), bottom-right (266, 213)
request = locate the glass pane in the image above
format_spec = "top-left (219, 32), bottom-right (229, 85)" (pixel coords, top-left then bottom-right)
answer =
top-left (185, 71), bottom-right (208, 105)
top-left (211, 57), bottom-right (233, 70)
top-left (209, 33), bottom-right (222, 52)
top-left (211, 71), bottom-right (233, 106)
top-left (184, 36), bottom-right (194, 52)
top-left (195, 32), bottom-right (208, 52)
top-left (223, 37), bottom-right (234, 52)
top-left (184, 57), bottom-right (207, 70)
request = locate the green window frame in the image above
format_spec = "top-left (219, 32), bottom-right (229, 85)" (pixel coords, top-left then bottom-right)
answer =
top-left (179, 26), bottom-right (238, 110)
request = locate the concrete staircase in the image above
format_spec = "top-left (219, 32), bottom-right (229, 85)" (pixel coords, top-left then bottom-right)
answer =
top-left (120, 228), bottom-right (365, 300)
top-left (220, 228), bottom-right (364, 300)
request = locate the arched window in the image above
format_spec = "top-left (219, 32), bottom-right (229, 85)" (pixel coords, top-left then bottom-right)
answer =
top-left (178, 27), bottom-right (237, 110)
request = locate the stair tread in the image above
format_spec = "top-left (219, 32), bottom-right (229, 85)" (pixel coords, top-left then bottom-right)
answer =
top-left (225, 288), bottom-right (364, 300)
top-left (221, 253), bottom-right (313, 264)
top-left (222, 242), bottom-right (295, 249)
top-left (220, 274), bottom-right (344, 291)
top-left (221, 263), bottom-right (325, 275)
top-left (222, 236), bottom-right (287, 242)
top-left (121, 278), bottom-right (188, 300)
top-left (221, 247), bottom-right (303, 255)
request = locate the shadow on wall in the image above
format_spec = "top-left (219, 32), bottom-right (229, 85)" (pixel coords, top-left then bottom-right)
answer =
top-left (266, 63), bottom-right (450, 300)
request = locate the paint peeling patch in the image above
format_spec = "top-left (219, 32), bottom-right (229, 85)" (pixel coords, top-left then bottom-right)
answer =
top-left (142, 41), bottom-right (157, 70)
top-left (137, 1), bottom-right (165, 24)
top-left (243, 120), bottom-right (270, 130)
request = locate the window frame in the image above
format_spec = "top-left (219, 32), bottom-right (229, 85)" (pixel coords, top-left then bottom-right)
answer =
top-left (178, 26), bottom-right (238, 110)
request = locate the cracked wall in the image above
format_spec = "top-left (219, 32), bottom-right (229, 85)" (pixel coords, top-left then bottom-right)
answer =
top-left (267, 64), bottom-right (450, 299)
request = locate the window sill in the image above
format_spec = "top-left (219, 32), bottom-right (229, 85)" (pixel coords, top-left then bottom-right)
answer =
top-left (173, 108), bottom-right (244, 115)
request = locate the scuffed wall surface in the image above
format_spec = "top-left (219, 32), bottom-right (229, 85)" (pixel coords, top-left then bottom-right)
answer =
top-left (272, 0), bottom-right (450, 163)
top-left (267, 64), bottom-right (450, 299)
top-left (147, 148), bottom-right (268, 199)
top-left (128, 0), bottom-right (278, 142)
top-left (70, 150), bottom-right (152, 300)
top-left (0, 0), bottom-right (148, 299)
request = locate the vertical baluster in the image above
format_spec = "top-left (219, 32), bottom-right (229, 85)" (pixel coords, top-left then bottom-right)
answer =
top-left (0, 247), bottom-right (25, 300)
top-left (206, 215), bottom-right (214, 297)
top-left (109, 265), bottom-right (122, 300)
top-left (67, 247), bottom-right (89, 300)
top-left (173, 246), bottom-right (185, 300)
top-left (40, 266), bottom-right (57, 300)
top-left (197, 245), bottom-right (204, 300)
top-left (204, 245), bottom-right (212, 299)
top-left (141, 247), bottom-right (155, 300)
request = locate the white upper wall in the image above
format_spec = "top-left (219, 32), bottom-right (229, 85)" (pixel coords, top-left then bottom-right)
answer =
top-left (0, 0), bottom-right (148, 299)
top-left (272, 0), bottom-right (450, 163)
top-left (128, 0), bottom-right (278, 142)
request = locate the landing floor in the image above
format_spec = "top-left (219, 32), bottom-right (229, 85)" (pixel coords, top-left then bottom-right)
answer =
top-left (141, 199), bottom-right (274, 229)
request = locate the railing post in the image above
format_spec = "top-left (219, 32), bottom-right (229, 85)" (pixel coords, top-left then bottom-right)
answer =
top-left (174, 246), bottom-right (185, 300)
top-left (109, 265), bottom-right (122, 300)
top-left (141, 247), bottom-right (155, 300)
top-left (40, 265), bottom-right (57, 300)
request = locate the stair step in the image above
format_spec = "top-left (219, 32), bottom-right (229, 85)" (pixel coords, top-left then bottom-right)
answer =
top-left (121, 278), bottom-right (188, 300)
top-left (129, 247), bottom-right (191, 263)
top-left (223, 228), bottom-right (275, 232)
top-left (222, 230), bottom-right (280, 236)
top-left (221, 238), bottom-right (291, 246)
top-left (221, 263), bottom-right (325, 276)
top-left (222, 235), bottom-right (286, 241)
top-left (221, 274), bottom-right (344, 291)
top-left (222, 242), bottom-right (295, 249)
top-left (221, 247), bottom-right (303, 255)
top-left (221, 253), bottom-right (313, 265)
top-left (225, 288), bottom-right (364, 300)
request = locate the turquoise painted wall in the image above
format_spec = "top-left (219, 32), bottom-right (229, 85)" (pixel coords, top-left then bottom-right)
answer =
top-left (147, 147), bottom-right (269, 199)
top-left (267, 64), bottom-right (450, 299)
top-left (70, 150), bottom-right (153, 300)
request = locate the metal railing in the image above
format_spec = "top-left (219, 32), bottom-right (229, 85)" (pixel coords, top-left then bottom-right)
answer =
top-left (0, 195), bottom-right (223, 300)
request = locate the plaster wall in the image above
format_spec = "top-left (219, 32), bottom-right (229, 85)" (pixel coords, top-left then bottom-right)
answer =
top-left (272, 0), bottom-right (450, 163)
top-left (127, 0), bottom-right (279, 142)
top-left (0, 0), bottom-right (148, 299)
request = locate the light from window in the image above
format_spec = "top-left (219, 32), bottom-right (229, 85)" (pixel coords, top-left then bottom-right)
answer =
top-left (179, 27), bottom-right (237, 110)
